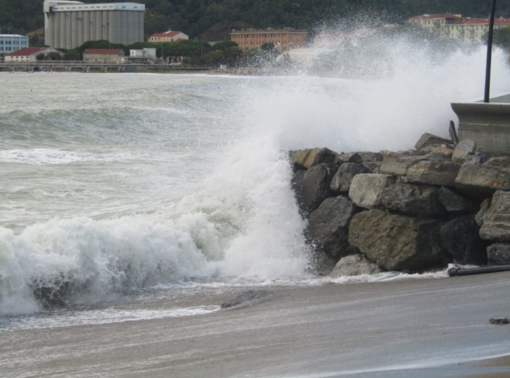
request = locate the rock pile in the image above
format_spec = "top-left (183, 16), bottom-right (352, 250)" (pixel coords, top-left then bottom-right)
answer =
top-left (290, 133), bottom-right (510, 276)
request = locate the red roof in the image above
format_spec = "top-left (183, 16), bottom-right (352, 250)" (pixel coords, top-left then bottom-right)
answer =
top-left (450, 18), bottom-right (510, 25)
top-left (150, 31), bottom-right (182, 38)
top-left (83, 49), bottom-right (124, 55)
top-left (6, 47), bottom-right (48, 57)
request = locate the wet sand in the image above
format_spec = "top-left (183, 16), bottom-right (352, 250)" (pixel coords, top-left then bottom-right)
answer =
top-left (2, 272), bottom-right (510, 377)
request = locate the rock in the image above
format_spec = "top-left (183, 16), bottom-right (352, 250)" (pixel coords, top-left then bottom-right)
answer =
top-left (221, 290), bottom-right (274, 309)
top-left (480, 191), bottom-right (510, 242)
top-left (380, 155), bottom-right (423, 176)
top-left (487, 243), bottom-right (510, 265)
top-left (348, 210), bottom-right (448, 271)
top-left (330, 254), bottom-right (383, 277)
top-left (330, 163), bottom-right (372, 194)
top-left (475, 198), bottom-right (491, 227)
top-left (308, 196), bottom-right (358, 259)
top-left (455, 159), bottom-right (510, 196)
top-left (415, 132), bottom-right (452, 151)
top-left (348, 174), bottom-right (396, 210)
top-left (292, 163), bottom-right (334, 216)
top-left (290, 148), bottom-right (337, 171)
top-left (452, 139), bottom-right (476, 164)
top-left (449, 120), bottom-right (459, 146)
top-left (406, 161), bottom-right (461, 187)
top-left (489, 318), bottom-right (510, 325)
top-left (380, 150), bottom-right (412, 158)
top-left (440, 214), bottom-right (488, 266)
top-left (381, 182), bottom-right (446, 217)
top-left (430, 146), bottom-right (454, 158)
top-left (336, 152), bottom-right (363, 164)
top-left (437, 186), bottom-right (480, 215)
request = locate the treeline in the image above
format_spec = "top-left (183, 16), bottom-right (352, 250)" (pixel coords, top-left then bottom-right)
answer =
top-left (2, 0), bottom-right (510, 41)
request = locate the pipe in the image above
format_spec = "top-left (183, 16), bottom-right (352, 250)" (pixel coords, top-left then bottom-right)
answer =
top-left (448, 265), bottom-right (510, 277)
top-left (484, 0), bottom-right (497, 103)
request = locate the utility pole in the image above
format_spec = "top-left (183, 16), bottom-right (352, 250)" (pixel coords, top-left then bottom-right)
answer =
top-left (484, 0), bottom-right (497, 103)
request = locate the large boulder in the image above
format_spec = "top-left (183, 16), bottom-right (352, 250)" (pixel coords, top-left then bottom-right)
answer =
top-left (406, 161), bottom-right (461, 187)
top-left (452, 139), bottom-right (476, 164)
top-left (348, 210), bottom-right (448, 271)
top-left (455, 157), bottom-right (510, 196)
top-left (486, 243), bottom-right (510, 266)
top-left (479, 190), bottom-right (510, 242)
top-left (348, 174), bottom-right (396, 210)
top-left (381, 182), bottom-right (446, 217)
top-left (292, 163), bottom-right (335, 216)
top-left (440, 214), bottom-right (488, 266)
top-left (380, 155), bottom-right (423, 176)
top-left (330, 162), bottom-right (372, 194)
top-left (290, 148), bottom-right (337, 171)
top-left (308, 196), bottom-right (358, 259)
top-left (330, 254), bottom-right (383, 278)
top-left (437, 186), bottom-right (480, 216)
top-left (415, 133), bottom-right (452, 151)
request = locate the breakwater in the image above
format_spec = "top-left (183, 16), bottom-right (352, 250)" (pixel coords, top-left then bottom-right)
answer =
top-left (290, 132), bottom-right (510, 276)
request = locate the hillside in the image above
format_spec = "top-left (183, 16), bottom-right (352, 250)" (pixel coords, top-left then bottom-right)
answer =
top-left (2, 0), bottom-right (510, 43)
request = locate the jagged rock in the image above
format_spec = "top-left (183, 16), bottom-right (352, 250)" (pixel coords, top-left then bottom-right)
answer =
top-left (348, 210), bottom-right (448, 271)
top-left (440, 214), bottom-right (488, 265)
top-left (380, 150), bottom-right (412, 158)
top-left (381, 182), bottom-right (446, 217)
top-left (336, 152), bottom-right (363, 164)
top-left (452, 139), bottom-right (476, 164)
top-left (380, 155), bottom-right (423, 176)
top-left (330, 163), bottom-right (372, 194)
top-left (455, 158), bottom-right (510, 196)
top-left (437, 186), bottom-right (480, 215)
top-left (330, 254), bottom-right (383, 278)
top-left (348, 174), bottom-right (396, 210)
top-left (221, 290), bottom-right (274, 309)
top-left (430, 146), bottom-right (454, 158)
top-left (290, 148), bottom-right (337, 171)
top-left (480, 191), bottom-right (510, 242)
top-left (292, 163), bottom-right (334, 216)
top-left (415, 133), bottom-right (452, 151)
top-left (308, 196), bottom-right (358, 259)
top-left (475, 198), bottom-right (491, 226)
top-left (406, 161), bottom-right (461, 187)
top-left (487, 243), bottom-right (510, 266)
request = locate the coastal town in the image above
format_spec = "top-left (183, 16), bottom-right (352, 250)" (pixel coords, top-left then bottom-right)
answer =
top-left (1, 0), bottom-right (510, 71)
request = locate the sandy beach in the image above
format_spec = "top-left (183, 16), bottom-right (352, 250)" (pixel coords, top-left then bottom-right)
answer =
top-left (1, 271), bottom-right (510, 377)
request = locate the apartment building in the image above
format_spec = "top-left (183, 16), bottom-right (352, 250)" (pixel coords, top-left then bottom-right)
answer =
top-left (0, 34), bottom-right (29, 54)
top-left (230, 28), bottom-right (307, 51)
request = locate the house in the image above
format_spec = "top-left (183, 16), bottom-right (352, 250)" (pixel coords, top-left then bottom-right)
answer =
top-left (5, 47), bottom-right (58, 62)
top-left (230, 28), bottom-right (308, 51)
top-left (148, 30), bottom-right (189, 43)
top-left (83, 49), bottom-right (125, 64)
top-left (0, 34), bottom-right (29, 54)
top-left (129, 48), bottom-right (156, 58)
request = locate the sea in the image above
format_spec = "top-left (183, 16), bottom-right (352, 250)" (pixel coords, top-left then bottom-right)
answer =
top-left (1, 43), bottom-right (509, 333)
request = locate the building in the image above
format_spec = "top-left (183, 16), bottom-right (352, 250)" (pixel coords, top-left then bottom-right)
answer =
top-left (130, 48), bottom-right (156, 58)
top-left (0, 34), bottom-right (29, 54)
top-left (44, 0), bottom-right (145, 49)
top-left (148, 30), bottom-right (189, 43)
top-left (408, 13), bottom-right (510, 43)
top-left (230, 28), bottom-right (308, 51)
top-left (4, 47), bottom-right (59, 62)
top-left (83, 48), bottom-right (125, 63)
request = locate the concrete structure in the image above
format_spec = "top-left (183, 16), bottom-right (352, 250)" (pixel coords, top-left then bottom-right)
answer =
top-left (452, 95), bottom-right (510, 156)
top-left (44, 1), bottom-right (145, 49)
top-left (148, 31), bottom-right (188, 43)
top-left (230, 28), bottom-right (308, 51)
top-left (0, 34), bottom-right (29, 54)
top-left (4, 47), bottom-right (59, 62)
top-left (129, 48), bottom-right (156, 58)
top-left (83, 48), bottom-right (124, 63)
top-left (409, 14), bottom-right (510, 43)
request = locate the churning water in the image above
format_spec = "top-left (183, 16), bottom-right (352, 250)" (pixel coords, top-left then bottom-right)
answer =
top-left (1, 40), bottom-right (509, 319)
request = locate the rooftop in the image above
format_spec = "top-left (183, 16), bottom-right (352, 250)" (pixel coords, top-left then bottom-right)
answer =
top-left (5, 47), bottom-right (49, 57)
top-left (83, 49), bottom-right (124, 55)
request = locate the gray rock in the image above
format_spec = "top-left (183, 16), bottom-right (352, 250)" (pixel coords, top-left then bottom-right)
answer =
top-left (308, 196), bottom-right (358, 259)
top-left (348, 210), bottom-right (448, 272)
top-left (381, 182), bottom-right (446, 217)
top-left (452, 139), bottom-right (476, 164)
top-left (380, 155), bottom-right (424, 176)
top-left (480, 191), bottom-right (510, 242)
top-left (348, 174), bottom-right (396, 210)
top-left (415, 133), bottom-right (452, 151)
top-left (336, 152), bottom-right (363, 164)
top-left (406, 161), bottom-right (461, 187)
top-left (330, 254), bottom-right (383, 278)
top-left (455, 159), bottom-right (510, 196)
top-left (330, 163), bottom-right (372, 194)
top-left (437, 186), bottom-right (480, 215)
top-left (440, 214), bottom-right (488, 266)
top-left (221, 290), bottom-right (274, 309)
top-left (290, 148), bottom-right (337, 171)
top-left (487, 243), bottom-right (510, 266)
top-left (292, 163), bottom-right (334, 216)
top-left (337, 152), bottom-right (383, 163)
top-left (475, 198), bottom-right (491, 227)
